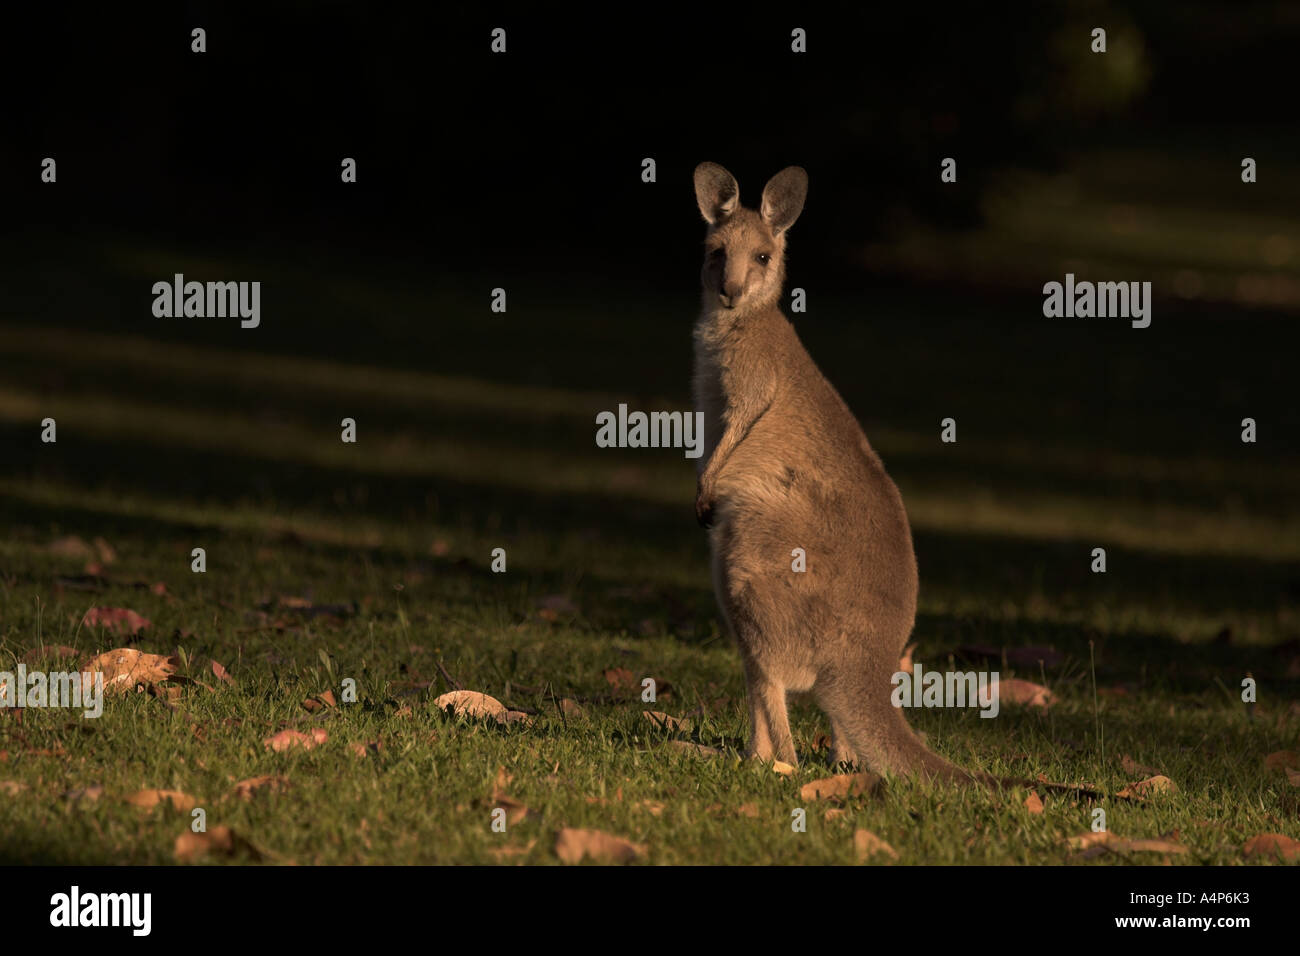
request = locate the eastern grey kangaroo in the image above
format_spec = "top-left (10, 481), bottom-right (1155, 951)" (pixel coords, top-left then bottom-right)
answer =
top-left (691, 161), bottom-right (979, 783)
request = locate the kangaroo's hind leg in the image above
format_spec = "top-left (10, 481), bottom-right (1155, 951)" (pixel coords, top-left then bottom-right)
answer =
top-left (741, 654), bottom-right (797, 765)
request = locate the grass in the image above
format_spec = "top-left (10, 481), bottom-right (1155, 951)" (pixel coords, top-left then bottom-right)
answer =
top-left (1, 148), bottom-right (1298, 865)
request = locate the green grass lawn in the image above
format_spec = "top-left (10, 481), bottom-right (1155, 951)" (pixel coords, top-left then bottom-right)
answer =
top-left (1, 150), bottom-right (1299, 863)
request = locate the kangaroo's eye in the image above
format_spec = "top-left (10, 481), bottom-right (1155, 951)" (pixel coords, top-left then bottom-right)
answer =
top-left (755, 253), bottom-right (770, 265)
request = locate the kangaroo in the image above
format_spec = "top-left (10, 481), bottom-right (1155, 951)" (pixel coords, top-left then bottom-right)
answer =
top-left (691, 161), bottom-right (982, 784)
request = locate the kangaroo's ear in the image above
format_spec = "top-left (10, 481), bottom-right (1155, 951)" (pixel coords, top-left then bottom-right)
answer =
top-left (760, 166), bottom-right (808, 235)
top-left (694, 162), bottom-right (740, 225)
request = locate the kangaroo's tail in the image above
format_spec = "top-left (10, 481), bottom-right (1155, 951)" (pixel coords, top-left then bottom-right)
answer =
top-left (832, 666), bottom-right (1003, 788)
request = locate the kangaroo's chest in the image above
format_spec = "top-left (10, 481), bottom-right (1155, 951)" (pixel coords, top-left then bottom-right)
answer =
top-left (691, 342), bottom-right (727, 474)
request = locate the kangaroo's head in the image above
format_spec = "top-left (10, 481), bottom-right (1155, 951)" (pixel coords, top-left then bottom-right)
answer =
top-left (693, 162), bottom-right (807, 314)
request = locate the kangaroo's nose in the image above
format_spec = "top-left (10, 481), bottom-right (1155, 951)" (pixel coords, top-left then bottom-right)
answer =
top-left (720, 282), bottom-right (742, 307)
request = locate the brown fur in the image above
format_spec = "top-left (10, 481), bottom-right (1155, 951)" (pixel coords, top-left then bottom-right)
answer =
top-left (691, 162), bottom-right (983, 784)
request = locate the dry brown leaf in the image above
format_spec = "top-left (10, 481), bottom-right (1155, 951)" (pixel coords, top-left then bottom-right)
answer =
top-left (1243, 832), bottom-right (1300, 861)
top-left (1024, 791), bottom-right (1045, 814)
top-left (264, 728), bottom-right (327, 752)
top-left (603, 667), bottom-right (636, 692)
top-left (48, 535), bottom-right (95, 559)
top-left (81, 607), bottom-right (150, 636)
top-left (301, 690), bottom-right (337, 713)
top-left (1068, 830), bottom-right (1115, 850)
top-left (642, 710), bottom-right (690, 732)
top-left (558, 698), bottom-right (585, 717)
top-left (432, 690), bottom-right (506, 719)
top-left (82, 648), bottom-right (176, 695)
top-left (1120, 754), bottom-right (1162, 776)
top-left (174, 826), bottom-right (260, 863)
top-left (349, 739), bottom-right (382, 758)
top-left (800, 772), bottom-right (883, 802)
top-left (854, 829), bottom-right (899, 861)
top-left (211, 661), bottom-right (236, 686)
top-left (488, 837), bottom-right (537, 862)
top-left (1117, 838), bottom-right (1188, 855)
top-left (995, 677), bottom-right (1055, 708)
top-left (737, 802), bottom-right (760, 819)
top-left (1, 780), bottom-right (29, 796)
top-left (1264, 751), bottom-right (1300, 772)
top-left (1066, 830), bottom-right (1186, 856)
top-left (21, 644), bottom-right (80, 664)
top-left (125, 789), bottom-right (197, 811)
top-left (771, 760), bottom-right (796, 776)
top-left (1115, 775), bottom-right (1178, 800)
top-left (231, 775), bottom-right (289, 800)
top-left (493, 794), bottom-right (536, 825)
top-left (554, 827), bottom-right (645, 864)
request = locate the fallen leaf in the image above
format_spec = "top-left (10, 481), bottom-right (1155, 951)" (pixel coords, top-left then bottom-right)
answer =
top-left (800, 772), bottom-right (883, 802)
top-left (488, 838), bottom-right (537, 862)
top-left (92, 537), bottom-right (118, 564)
top-left (21, 644), bottom-right (80, 664)
top-left (554, 827), bottom-right (645, 864)
top-left (603, 667), bottom-right (636, 692)
top-left (81, 608), bottom-right (151, 636)
top-left (125, 789), bottom-right (197, 811)
top-left (1, 781), bottom-right (29, 795)
top-left (82, 648), bottom-right (175, 694)
top-left (302, 691), bottom-right (338, 713)
top-left (994, 677), bottom-right (1055, 708)
top-left (1024, 791), bottom-right (1045, 814)
top-left (231, 775), bottom-right (289, 800)
top-left (48, 535), bottom-right (95, 559)
top-left (854, 829), bottom-right (898, 861)
top-left (1243, 832), bottom-right (1300, 861)
top-left (558, 698), bottom-right (585, 717)
top-left (211, 661), bottom-right (236, 686)
top-left (492, 794), bottom-right (536, 825)
top-left (433, 690), bottom-right (506, 719)
top-left (642, 710), bottom-right (690, 732)
top-left (174, 826), bottom-right (260, 863)
top-left (1120, 754), bottom-right (1162, 776)
top-left (1067, 831), bottom-right (1113, 850)
top-left (1115, 775), bottom-right (1178, 800)
top-left (737, 802), bottom-right (760, 819)
top-left (1264, 751), bottom-right (1300, 773)
top-left (1067, 831), bottom-right (1187, 856)
top-left (771, 760), bottom-right (796, 776)
top-left (264, 728), bottom-right (327, 752)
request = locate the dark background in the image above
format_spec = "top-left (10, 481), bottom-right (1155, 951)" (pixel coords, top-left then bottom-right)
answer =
top-left (2, 0), bottom-right (1298, 542)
